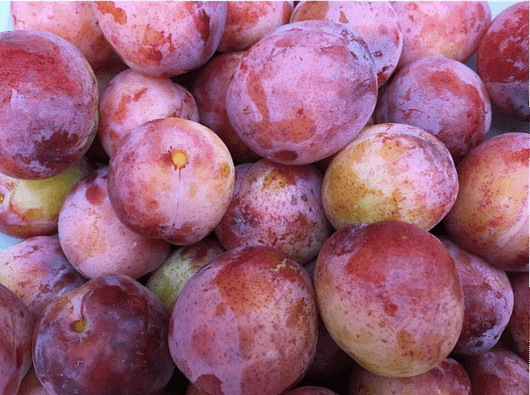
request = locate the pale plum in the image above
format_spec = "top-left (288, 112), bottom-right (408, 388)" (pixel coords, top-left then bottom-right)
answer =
top-left (507, 272), bottom-right (529, 361)
top-left (217, 1), bottom-right (294, 53)
top-left (190, 51), bottom-right (261, 164)
top-left (10, 1), bottom-right (114, 69)
top-left (439, 236), bottom-right (514, 356)
top-left (98, 68), bottom-right (199, 157)
top-left (0, 235), bottom-right (86, 319)
top-left (91, 1), bottom-right (227, 77)
top-left (0, 29), bottom-right (98, 180)
top-left (443, 132), bottom-right (529, 272)
top-left (391, 1), bottom-right (491, 69)
top-left (314, 221), bottom-right (464, 377)
top-left (321, 123), bottom-right (458, 231)
top-left (476, 1), bottom-right (529, 121)
top-left (168, 246), bottom-right (318, 395)
top-left (375, 56), bottom-right (492, 162)
top-left (107, 118), bottom-right (235, 245)
top-left (349, 358), bottom-right (471, 395)
top-left (226, 20), bottom-right (377, 165)
top-left (33, 274), bottom-right (175, 395)
top-left (0, 284), bottom-right (33, 395)
top-left (58, 167), bottom-right (172, 279)
top-left (290, 1), bottom-right (402, 87)
top-left (214, 159), bottom-right (333, 265)
top-left (146, 238), bottom-right (226, 310)
top-left (0, 157), bottom-right (94, 239)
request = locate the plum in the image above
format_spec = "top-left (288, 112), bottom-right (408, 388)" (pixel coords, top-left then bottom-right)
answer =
top-left (0, 235), bottom-right (86, 319)
top-left (58, 167), bottom-right (171, 279)
top-left (226, 20), bottom-right (377, 165)
top-left (91, 1), bottom-right (226, 78)
top-left (98, 68), bottom-right (199, 157)
top-left (168, 246), bottom-right (318, 395)
top-left (314, 221), bottom-right (464, 377)
top-left (443, 132), bottom-right (529, 272)
top-left (0, 157), bottom-right (94, 239)
top-left (374, 55), bottom-right (492, 163)
top-left (217, 1), bottom-right (294, 53)
top-left (107, 117), bottom-right (235, 245)
top-left (0, 283), bottom-right (33, 395)
top-left (476, 1), bottom-right (529, 121)
top-left (391, 1), bottom-right (491, 69)
top-left (349, 358), bottom-right (471, 395)
top-left (146, 238), bottom-right (226, 310)
top-left (507, 272), bottom-right (529, 361)
top-left (290, 1), bottom-right (402, 87)
top-left (321, 123), bottom-right (458, 231)
top-left (0, 29), bottom-right (98, 180)
top-left (463, 347), bottom-right (529, 395)
top-left (214, 159), bottom-right (333, 265)
top-left (10, 1), bottom-right (114, 70)
top-left (438, 237), bottom-right (514, 356)
top-left (190, 51), bottom-right (261, 164)
top-left (32, 274), bottom-right (175, 395)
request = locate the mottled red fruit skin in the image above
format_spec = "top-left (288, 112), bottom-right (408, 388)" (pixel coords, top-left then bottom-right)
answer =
top-left (443, 133), bottom-right (529, 272)
top-left (463, 347), bottom-right (529, 395)
top-left (58, 167), bottom-right (171, 279)
top-left (315, 221), bottom-right (464, 378)
top-left (0, 29), bottom-right (98, 180)
top-left (439, 237), bottom-right (514, 356)
top-left (349, 358), bottom-right (471, 395)
top-left (91, 1), bottom-right (227, 78)
top-left (476, 1), bottom-right (529, 121)
top-left (375, 56), bottom-right (491, 163)
top-left (0, 235), bottom-right (86, 319)
top-left (168, 246), bottom-right (318, 395)
top-left (283, 386), bottom-right (338, 395)
top-left (33, 274), bottom-right (175, 395)
top-left (507, 272), bottom-right (529, 361)
top-left (391, 1), bottom-right (491, 69)
top-left (190, 51), bottom-right (261, 164)
top-left (214, 159), bottom-right (333, 265)
top-left (226, 20), bottom-right (377, 165)
top-left (0, 284), bottom-right (33, 395)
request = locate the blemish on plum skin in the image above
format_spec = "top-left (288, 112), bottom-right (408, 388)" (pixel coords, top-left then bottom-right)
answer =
top-left (85, 184), bottom-right (106, 206)
top-left (96, 1), bottom-right (127, 25)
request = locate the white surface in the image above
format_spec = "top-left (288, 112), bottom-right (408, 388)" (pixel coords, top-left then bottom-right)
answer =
top-left (0, 1), bottom-right (526, 251)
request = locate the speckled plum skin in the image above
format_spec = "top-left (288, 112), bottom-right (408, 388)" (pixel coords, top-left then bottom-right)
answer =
top-left (91, 1), bottom-right (226, 78)
top-left (438, 237), bottom-right (514, 356)
top-left (507, 272), bottom-right (529, 361)
top-left (349, 358), bottom-right (471, 395)
top-left (10, 1), bottom-right (114, 70)
top-left (168, 246), bottom-right (318, 395)
top-left (0, 157), bottom-right (94, 239)
top-left (226, 20), bottom-right (377, 165)
top-left (476, 1), bottom-right (529, 121)
top-left (375, 56), bottom-right (492, 163)
top-left (391, 1), bottom-right (491, 69)
top-left (32, 274), bottom-right (175, 395)
top-left (321, 123), bottom-right (458, 231)
top-left (190, 51), bottom-right (261, 164)
top-left (217, 1), bottom-right (294, 53)
top-left (214, 159), bottom-right (333, 265)
top-left (463, 347), bottom-right (529, 395)
top-left (0, 235), bottom-right (86, 319)
top-left (443, 132), bottom-right (529, 272)
top-left (314, 221), bottom-right (464, 378)
top-left (107, 117), bottom-right (235, 246)
top-left (58, 167), bottom-right (171, 279)
top-left (0, 284), bottom-right (33, 395)
top-left (98, 68), bottom-right (199, 157)
top-left (0, 29), bottom-right (98, 180)
top-left (290, 1), bottom-right (402, 87)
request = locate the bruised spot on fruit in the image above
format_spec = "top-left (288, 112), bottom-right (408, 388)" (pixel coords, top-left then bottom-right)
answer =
top-left (70, 318), bottom-right (87, 333)
top-left (85, 184), bottom-right (105, 206)
top-left (509, 148), bottom-right (529, 165)
top-left (195, 374), bottom-right (224, 395)
top-left (286, 298), bottom-right (309, 328)
top-left (193, 6), bottom-right (211, 43)
top-left (0, 193), bottom-right (4, 204)
top-left (137, 46), bottom-right (164, 64)
top-left (262, 168), bottom-right (296, 190)
top-left (141, 26), bottom-right (176, 53)
top-left (273, 150), bottom-right (297, 162)
top-left (384, 302), bottom-right (398, 317)
top-left (396, 329), bottom-right (415, 351)
top-left (220, 162), bottom-right (231, 178)
top-left (171, 150), bottom-right (188, 169)
top-left (95, 1), bottom-right (127, 25)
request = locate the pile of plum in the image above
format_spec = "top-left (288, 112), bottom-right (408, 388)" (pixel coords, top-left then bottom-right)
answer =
top-left (0, 2), bottom-right (528, 395)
